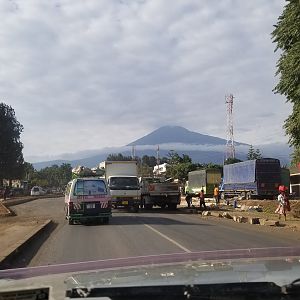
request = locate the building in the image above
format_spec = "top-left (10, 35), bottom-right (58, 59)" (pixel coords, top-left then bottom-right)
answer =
top-left (153, 163), bottom-right (168, 176)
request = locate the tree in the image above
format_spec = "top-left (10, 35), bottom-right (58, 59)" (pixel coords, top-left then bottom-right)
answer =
top-left (166, 152), bottom-right (197, 181)
top-left (141, 155), bottom-right (157, 167)
top-left (22, 162), bottom-right (35, 180)
top-left (0, 103), bottom-right (24, 186)
top-left (224, 158), bottom-right (243, 165)
top-left (247, 145), bottom-right (262, 160)
top-left (106, 153), bottom-right (133, 161)
top-left (272, 1), bottom-right (300, 162)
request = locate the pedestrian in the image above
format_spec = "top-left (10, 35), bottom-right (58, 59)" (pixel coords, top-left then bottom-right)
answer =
top-left (199, 189), bottom-right (206, 210)
top-left (185, 194), bottom-right (192, 208)
top-left (275, 190), bottom-right (290, 221)
top-left (3, 186), bottom-right (8, 201)
top-left (213, 185), bottom-right (219, 205)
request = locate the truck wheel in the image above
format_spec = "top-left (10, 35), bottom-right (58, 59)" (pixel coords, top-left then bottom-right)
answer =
top-left (168, 203), bottom-right (177, 210)
top-left (145, 204), bottom-right (153, 210)
top-left (246, 192), bottom-right (252, 200)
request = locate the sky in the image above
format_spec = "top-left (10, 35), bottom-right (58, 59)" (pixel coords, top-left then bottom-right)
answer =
top-left (0, 0), bottom-right (290, 162)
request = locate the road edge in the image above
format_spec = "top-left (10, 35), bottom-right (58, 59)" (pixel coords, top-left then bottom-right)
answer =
top-left (0, 219), bottom-right (52, 270)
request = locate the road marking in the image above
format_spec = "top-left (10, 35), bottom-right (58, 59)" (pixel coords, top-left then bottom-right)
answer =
top-left (144, 224), bottom-right (191, 253)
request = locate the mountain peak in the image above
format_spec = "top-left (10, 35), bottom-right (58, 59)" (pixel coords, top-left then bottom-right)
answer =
top-left (127, 126), bottom-right (231, 146)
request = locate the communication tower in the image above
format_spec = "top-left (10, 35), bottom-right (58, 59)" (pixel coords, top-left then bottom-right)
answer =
top-left (225, 94), bottom-right (235, 160)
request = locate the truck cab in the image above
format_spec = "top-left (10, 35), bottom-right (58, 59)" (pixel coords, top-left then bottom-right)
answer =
top-left (105, 161), bottom-right (141, 212)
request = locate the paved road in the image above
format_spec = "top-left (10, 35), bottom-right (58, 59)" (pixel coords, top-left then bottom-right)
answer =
top-left (10, 197), bottom-right (300, 267)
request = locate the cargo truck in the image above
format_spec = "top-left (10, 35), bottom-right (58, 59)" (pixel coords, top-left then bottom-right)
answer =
top-left (185, 169), bottom-right (222, 196)
top-left (140, 177), bottom-right (180, 210)
top-left (105, 161), bottom-right (141, 212)
top-left (219, 158), bottom-right (281, 200)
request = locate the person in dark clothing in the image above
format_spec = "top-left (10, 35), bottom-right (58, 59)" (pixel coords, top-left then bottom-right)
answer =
top-left (3, 186), bottom-right (9, 201)
top-left (185, 194), bottom-right (192, 208)
top-left (199, 189), bottom-right (206, 210)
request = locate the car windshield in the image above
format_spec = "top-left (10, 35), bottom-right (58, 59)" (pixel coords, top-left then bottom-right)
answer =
top-left (1, 1), bottom-right (300, 297)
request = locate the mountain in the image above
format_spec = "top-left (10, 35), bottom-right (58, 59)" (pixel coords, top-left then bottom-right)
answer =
top-left (31, 126), bottom-right (291, 169)
top-left (127, 126), bottom-right (245, 146)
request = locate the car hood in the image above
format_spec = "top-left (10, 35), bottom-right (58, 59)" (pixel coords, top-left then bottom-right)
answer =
top-left (0, 247), bottom-right (300, 299)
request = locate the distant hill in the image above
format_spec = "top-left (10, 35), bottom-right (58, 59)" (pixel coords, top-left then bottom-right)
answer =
top-left (32, 126), bottom-right (291, 170)
top-left (127, 126), bottom-right (245, 146)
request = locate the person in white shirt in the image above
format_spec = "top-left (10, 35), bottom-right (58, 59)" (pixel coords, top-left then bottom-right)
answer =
top-left (275, 191), bottom-right (287, 221)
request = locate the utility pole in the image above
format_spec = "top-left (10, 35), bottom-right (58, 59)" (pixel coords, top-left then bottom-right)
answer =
top-left (156, 145), bottom-right (160, 176)
top-left (225, 94), bottom-right (235, 160)
top-left (131, 145), bottom-right (136, 160)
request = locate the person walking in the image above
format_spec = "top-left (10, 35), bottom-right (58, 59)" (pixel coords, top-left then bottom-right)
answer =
top-left (275, 190), bottom-right (289, 221)
top-left (213, 185), bottom-right (219, 206)
top-left (199, 189), bottom-right (206, 210)
top-left (185, 194), bottom-right (192, 208)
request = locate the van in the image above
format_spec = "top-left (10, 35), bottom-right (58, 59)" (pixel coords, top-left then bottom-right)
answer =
top-left (30, 186), bottom-right (46, 196)
top-left (65, 177), bottom-right (112, 225)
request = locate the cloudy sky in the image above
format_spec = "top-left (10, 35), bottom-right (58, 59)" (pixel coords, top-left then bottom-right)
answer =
top-left (0, 0), bottom-right (290, 162)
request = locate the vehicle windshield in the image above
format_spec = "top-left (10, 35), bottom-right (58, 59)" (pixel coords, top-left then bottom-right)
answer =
top-left (1, 1), bottom-right (300, 296)
top-left (109, 177), bottom-right (139, 190)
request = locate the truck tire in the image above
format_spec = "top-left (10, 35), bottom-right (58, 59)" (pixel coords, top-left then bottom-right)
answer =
top-left (145, 203), bottom-right (153, 210)
top-left (133, 204), bottom-right (139, 213)
top-left (168, 203), bottom-right (177, 210)
top-left (246, 192), bottom-right (252, 200)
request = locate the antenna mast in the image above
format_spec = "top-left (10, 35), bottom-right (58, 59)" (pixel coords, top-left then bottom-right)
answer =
top-left (225, 94), bottom-right (235, 160)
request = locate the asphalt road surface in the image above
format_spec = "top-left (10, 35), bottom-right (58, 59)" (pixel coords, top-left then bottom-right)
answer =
top-left (10, 197), bottom-right (300, 268)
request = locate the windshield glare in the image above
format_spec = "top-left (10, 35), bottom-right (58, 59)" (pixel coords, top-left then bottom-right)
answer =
top-left (74, 180), bottom-right (107, 196)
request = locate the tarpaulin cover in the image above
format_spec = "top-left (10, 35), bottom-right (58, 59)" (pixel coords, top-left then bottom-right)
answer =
top-left (224, 160), bottom-right (256, 184)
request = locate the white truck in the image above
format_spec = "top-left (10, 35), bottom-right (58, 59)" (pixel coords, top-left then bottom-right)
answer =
top-left (105, 161), bottom-right (141, 212)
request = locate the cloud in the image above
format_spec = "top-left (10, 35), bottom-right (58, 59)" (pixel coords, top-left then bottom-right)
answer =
top-left (0, 0), bottom-right (288, 159)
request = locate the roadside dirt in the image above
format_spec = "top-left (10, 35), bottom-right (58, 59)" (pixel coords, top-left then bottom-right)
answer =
top-left (180, 197), bottom-right (300, 232)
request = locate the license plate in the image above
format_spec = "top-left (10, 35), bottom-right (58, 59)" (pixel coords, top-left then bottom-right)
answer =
top-left (122, 201), bottom-right (128, 205)
top-left (86, 203), bottom-right (95, 209)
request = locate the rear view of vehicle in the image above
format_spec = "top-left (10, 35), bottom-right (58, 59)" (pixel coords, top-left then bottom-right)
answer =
top-left (186, 169), bottom-right (222, 196)
top-left (65, 178), bottom-right (111, 225)
top-left (140, 177), bottom-right (180, 210)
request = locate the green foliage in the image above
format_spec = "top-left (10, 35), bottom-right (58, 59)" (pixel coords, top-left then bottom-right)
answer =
top-left (272, 1), bottom-right (300, 160)
top-left (30, 163), bottom-right (72, 188)
top-left (224, 158), bottom-right (243, 165)
top-left (106, 153), bottom-right (133, 161)
top-left (0, 103), bottom-right (24, 185)
top-left (247, 145), bottom-right (262, 160)
top-left (166, 152), bottom-right (196, 181)
top-left (141, 155), bottom-right (157, 167)
top-left (291, 147), bottom-right (300, 166)
top-left (22, 162), bottom-right (35, 180)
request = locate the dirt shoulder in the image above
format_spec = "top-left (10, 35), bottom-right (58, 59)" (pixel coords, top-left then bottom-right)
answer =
top-left (180, 197), bottom-right (300, 231)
